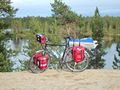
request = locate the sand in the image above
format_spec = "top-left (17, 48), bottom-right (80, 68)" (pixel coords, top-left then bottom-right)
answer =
top-left (0, 69), bottom-right (120, 90)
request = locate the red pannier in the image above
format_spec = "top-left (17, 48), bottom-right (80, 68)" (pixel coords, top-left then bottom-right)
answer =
top-left (72, 46), bottom-right (85, 63)
top-left (33, 53), bottom-right (43, 64)
top-left (37, 56), bottom-right (49, 70)
top-left (36, 34), bottom-right (46, 44)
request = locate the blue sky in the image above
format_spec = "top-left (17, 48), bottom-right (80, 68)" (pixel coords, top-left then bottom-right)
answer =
top-left (11, 0), bottom-right (120, 17)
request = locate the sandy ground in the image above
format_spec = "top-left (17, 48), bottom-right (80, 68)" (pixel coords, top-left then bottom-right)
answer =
top-left (0, 69), bottom-right (120, 90)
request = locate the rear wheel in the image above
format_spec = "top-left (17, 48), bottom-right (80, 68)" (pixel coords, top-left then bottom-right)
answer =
top-left (64, 48), bottom-right (89, 72)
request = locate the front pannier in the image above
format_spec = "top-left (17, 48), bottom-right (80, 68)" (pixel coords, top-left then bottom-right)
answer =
top-left (37, 56), bottom-right (49, 70)
top-left (33, 53), bottom-right (42, 64)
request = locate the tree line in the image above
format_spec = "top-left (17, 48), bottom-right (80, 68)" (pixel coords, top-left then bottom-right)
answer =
top-left (7, 15), bottom-right (120, 38)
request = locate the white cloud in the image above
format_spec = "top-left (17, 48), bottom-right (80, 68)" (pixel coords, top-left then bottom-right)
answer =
top-left (11, 0), bottom-right (120, 17)
top-left (11, 0), bottom-right (22, 5)
top-left (11, 0), bottom-right (53, 7)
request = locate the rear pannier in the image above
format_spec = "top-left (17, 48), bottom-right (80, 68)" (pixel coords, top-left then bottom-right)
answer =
top-left (72, 46), bottom-right (85, 63)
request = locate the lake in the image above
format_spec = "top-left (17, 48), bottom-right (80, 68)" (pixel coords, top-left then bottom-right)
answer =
top-left (4, 36), bottom-right (120, 70)
top-left (103, 43), bottom-right (117, 69)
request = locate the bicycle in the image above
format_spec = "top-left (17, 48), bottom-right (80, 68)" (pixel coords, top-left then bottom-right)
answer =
top-left (29, 34), bottom-right (98, 73)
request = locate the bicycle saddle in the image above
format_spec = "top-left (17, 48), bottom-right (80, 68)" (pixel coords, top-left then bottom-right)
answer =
top-left (64, 36), bottom-right (73, 40)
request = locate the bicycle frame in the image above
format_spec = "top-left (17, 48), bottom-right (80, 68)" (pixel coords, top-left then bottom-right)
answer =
top-left (41, 41), bottom-right (69, 61)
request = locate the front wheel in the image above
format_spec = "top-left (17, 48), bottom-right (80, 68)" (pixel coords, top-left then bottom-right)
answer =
top-left (64, 48), bottom-right (89, 72)
top-left (29, 51), bottom-right (49, 73)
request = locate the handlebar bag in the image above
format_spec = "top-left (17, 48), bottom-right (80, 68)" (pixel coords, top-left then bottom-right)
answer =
top-left (36, 34), bottom-right (46, 44)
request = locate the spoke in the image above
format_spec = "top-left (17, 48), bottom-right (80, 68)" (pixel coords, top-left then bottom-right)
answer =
top-left (73, 62), bottom-right (77, 70)
top-left (77, 62), bottom-right (82, 69)
top-left (66, 60), bottom-right (72, 63)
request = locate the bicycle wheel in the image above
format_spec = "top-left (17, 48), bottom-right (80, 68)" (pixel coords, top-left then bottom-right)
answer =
top-left (29, 51), bottom-right (50, 73)
top-left (64, 48), bottom-right (89, 72)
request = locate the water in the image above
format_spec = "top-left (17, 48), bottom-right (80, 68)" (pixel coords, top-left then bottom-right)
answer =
top-left (4, 38), bottom-right (30, 69)
top-left (103, 43), bottom-right (117, 69)
top-left (4, 37), bottom-right (120, 70)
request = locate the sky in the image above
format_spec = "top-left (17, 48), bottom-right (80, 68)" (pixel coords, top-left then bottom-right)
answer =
top-left (11, 0), bottom-right (120, 17)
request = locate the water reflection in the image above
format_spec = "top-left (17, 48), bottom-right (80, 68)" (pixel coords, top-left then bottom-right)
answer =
top-left (103, 43), bottom-right (117, 69)
top-left (5, 35), bottom-right (120, 70)
top-left (112, 43), bottom-right (120, 69)
top-left (5, 38), bottom-right (29, 70)
top-left (5, 38), bottom-right (28, 51)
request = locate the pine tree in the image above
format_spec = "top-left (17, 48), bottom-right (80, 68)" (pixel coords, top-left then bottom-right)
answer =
top-left (90, 7), bottom-right (105, 69)
top-left (51, 0), bottom-right (80, 37)
top-left (113, 43), bottom-right (120, 69)
top-left (51, 0), bottom-right (79, 25)
top-left (0, 0), bottom-right (17, 72)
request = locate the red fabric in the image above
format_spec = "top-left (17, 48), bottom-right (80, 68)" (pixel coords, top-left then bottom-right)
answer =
top-left (72, 46), bottom-right (85, 63)
top-left (37, 56), bottom-right (49, 70)
top-left (36, 34), bottom-right (46, 44)
top-left (33, 53), bottom-right (42, 64)
top-left (40, 35), bottom-right (46, 44)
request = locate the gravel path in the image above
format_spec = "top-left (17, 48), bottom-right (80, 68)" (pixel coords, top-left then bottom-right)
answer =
top-left (0, 69), bottom-right (120, 90)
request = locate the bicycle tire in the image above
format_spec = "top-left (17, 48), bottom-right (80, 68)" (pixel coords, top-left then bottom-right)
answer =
top-left (29, 51), bottom-right (50, 73)
top-left (64, 47), bottom-right (89, 72)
